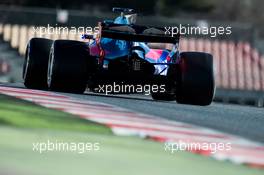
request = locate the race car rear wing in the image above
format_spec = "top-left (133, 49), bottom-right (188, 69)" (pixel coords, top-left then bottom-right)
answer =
top-left (99, 22), bottom-right (180, 44)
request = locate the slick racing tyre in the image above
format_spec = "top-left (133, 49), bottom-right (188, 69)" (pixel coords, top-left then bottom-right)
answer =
top-left (176, 52), bottom-right (215, 106)
top-left (23, 38), bottom-right (53, 89)
top-left (48, 40), bottom-right (96, 94)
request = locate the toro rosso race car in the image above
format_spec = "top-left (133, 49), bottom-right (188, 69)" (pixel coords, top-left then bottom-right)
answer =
top-left (23, 7), bottom-right (215, 106)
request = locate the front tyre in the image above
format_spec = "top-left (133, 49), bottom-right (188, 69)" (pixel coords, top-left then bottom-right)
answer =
top-left (48, 40), bottom-right (91, 94)
top-left (176, 52), bottom-right (215, 106)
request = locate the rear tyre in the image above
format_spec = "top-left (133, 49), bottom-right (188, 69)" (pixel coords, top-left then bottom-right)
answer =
top-left (48, 40), bottom-right (95, 94)
top-left (23, 38), bottom-right (53, 89)
top-left (176, 52), bottom-right (215, 106)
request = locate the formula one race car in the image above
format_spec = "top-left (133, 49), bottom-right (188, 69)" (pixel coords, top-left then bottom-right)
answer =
top-left (23, 7), bottom-right (215, 105)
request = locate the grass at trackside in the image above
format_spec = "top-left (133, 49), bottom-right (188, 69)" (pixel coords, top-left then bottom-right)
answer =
top-left (0, 94), bottom-right (111, 134)
top-left (0, 127), bottom-right (263, 175)
top-left (0, 94), bottom-right (263, 175)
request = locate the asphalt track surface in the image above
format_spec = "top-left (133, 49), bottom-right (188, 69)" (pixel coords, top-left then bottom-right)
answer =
top-left (1, 82), bottom-right (264, 144)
